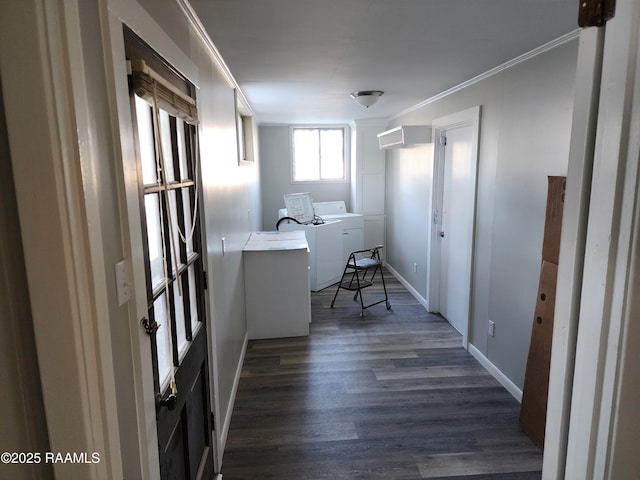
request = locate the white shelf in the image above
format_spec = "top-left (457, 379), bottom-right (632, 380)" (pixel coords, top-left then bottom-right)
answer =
top-left (377, 125), bottom-right (431, 149)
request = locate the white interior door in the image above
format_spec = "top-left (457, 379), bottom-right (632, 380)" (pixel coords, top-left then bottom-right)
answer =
top-left (438, 124), bottom-right (474, 334)
top-left (430, 106), bottom-right (480, 346)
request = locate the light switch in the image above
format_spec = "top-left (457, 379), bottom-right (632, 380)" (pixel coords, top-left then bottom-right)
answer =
top-left (115, 259), bottom-right (131, 306)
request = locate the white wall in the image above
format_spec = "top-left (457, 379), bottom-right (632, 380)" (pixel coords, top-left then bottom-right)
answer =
top-left (385, 38), bottom-right (578, 390)
top-left (259, 125), bottom-right (352, 230)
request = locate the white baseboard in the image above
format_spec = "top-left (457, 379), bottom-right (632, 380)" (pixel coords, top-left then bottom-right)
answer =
top-left (385, 263), bottom-right (522, 403)
top-left (468, 343), bottom-right (523, 403)
top-left (217, 332), bottom-right (248, 466)
top-left (385, 262), bottom-right (430, 311)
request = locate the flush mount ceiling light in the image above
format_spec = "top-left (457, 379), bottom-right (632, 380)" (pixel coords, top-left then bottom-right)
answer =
top-left (350, 90), bottom-right (384, 108)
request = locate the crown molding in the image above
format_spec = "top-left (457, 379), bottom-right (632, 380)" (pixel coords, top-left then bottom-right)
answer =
top-left (392, 29), bottom-right (581, 120)
top-left (176, 0), bottom-right (255, 117)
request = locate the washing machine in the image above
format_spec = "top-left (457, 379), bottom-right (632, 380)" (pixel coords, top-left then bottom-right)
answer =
top-left (277, 220), bottom-right (343, 291)
top-left (278, 199), bottom-right (364, 290)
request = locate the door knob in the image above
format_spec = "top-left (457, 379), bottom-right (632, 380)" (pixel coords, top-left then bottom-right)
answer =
top-left (440, 231), bottom-right (445, 238)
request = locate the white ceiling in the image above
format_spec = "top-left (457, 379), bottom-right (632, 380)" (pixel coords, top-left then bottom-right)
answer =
top-left (190, 0), bottom-right (579, 125)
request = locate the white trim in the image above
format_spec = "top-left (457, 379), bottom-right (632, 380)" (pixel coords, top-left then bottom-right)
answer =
top-left (428, 106), bottom-right (481, 349)
top-left (468, 344), bottom-right (523, 403)
top-left (385, 262), bottom-right (430, 311)
top-left (386, 263), bottom-right (522, 402)
top-left (57, 0), bottom-right (125, 474)
top-left (176, 0), bottom-right (254, 117)
top-left (563, 2), bottom-right (640, 478)
top-left (0, 1), bottom-right (122, 477)
top-left (602, 16), bottom-right (640, 473)
top-left (392, 29), bottom-right (581, 120)
top-left (289, 124), bottom-right (351, 184)
top-left (217, 332), bottom-right (249, 468)
top-left (543, 26), bottom-right (604, 480)
top-left (106, 6), bottom-right (164, 478)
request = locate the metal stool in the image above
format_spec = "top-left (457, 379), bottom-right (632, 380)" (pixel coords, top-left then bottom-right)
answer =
top-left (330, 245), bottom-right (391, 316)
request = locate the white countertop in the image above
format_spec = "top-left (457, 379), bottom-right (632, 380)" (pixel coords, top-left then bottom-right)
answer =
top-left (243, 231), bottom-right (309, 251)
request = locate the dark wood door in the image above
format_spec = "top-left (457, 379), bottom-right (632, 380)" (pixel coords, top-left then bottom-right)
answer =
top-left (126, 28), bottom-right (214, 480)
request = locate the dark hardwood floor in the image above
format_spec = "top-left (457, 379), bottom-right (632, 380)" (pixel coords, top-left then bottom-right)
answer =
top-left (221, 270), bottom-right (542, 479)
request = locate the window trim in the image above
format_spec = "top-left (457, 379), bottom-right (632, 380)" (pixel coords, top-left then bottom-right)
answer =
top-left (290, 125), bottom-right (350, 184)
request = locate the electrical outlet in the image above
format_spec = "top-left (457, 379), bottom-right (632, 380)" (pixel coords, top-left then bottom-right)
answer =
top-left (488, 320), bottom-right (495, 337)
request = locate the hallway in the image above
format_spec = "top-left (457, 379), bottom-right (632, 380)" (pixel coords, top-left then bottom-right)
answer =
top-left (221, 272), bottom-right (542, 479)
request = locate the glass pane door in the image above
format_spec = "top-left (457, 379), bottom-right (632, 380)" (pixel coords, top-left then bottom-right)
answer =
top-left (129, 72), bottom-right (213, 479)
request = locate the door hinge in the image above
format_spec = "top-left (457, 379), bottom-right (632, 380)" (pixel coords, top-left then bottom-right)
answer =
top-left (439, 135), bottom-right (447, 146)
top-left (433, 209), bottom-right (439, 224)
top-left (203, 270), bottom-right (208, 290)
top-left (578, 0), bottom-right (616, 27)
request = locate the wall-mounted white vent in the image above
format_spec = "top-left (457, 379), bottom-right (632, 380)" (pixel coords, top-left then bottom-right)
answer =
top-left (377, 125), bottom-right (431, 149)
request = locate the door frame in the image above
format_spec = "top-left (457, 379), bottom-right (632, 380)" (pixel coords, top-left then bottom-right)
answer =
top-left (106, 4), bottom-right (221, 477)
top-left (544, 1), bottom-right (640, 477)
top-left (427, 105), bottom-right (481, 348)
top-left (0, 1), bottom-right (125, 478)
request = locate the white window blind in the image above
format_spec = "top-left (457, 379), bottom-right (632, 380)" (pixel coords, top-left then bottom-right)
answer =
top-left (130, 59), bottom-right (198, 124)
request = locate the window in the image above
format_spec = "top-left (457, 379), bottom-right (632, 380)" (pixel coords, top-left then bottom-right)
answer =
top-left (236, 90), bottom-right (254, 164)
top-left (292, 126), bottom-right (348, 182)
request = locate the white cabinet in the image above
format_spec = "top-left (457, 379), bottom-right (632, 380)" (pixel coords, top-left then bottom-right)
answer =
top-left (243, 231), bottom-right (311, 339)
top-left (351, 120), bottom-right (387, 250)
